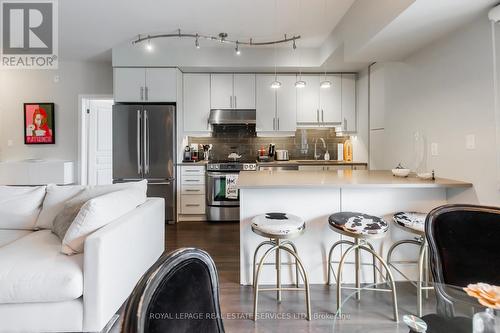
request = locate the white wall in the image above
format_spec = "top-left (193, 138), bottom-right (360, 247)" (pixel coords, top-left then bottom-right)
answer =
top-left (0, 61), bottom-right (113, 162)
top-left (369, 13), bottom-right (500, 205)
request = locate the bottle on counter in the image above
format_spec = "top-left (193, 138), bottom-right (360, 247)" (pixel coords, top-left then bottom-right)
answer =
top-left (343, 139), bottom-right (353, 162)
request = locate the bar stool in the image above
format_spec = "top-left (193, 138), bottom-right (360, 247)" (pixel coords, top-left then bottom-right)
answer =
top-left (386, 212), bottom-right (433, 317)
top-left (251, 212), bottom-right (311, 321)
top-left (326, 212), bottom-right (398, 322)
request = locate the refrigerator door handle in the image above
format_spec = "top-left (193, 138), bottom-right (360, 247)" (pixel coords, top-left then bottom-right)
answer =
top-left (144, 110), bottom-right (150, 175)
top-left (137, 110), bottom-right (142, 175)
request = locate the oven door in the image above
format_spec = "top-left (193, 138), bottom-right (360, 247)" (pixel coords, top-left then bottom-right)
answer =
top-left (206, 171), bottom-right (239, 207)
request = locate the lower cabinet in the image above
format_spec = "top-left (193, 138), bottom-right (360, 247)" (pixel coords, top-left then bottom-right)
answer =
top-left (179, 165), bottom-right (206, 216)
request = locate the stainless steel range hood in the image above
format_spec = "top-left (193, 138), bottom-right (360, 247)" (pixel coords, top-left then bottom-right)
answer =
top-left (208, 109), bottom-right (256, 125)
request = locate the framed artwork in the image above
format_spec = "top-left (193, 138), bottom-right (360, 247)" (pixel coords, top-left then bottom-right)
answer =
top-left (24, 103), bottom-right (55, 144)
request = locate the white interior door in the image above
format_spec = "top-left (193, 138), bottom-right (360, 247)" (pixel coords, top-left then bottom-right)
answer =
top-left (87, 100), bottom-right (113, 185)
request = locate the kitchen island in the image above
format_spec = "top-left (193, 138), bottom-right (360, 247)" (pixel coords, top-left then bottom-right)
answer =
top-left (238, 169), bottom-right (472, 285)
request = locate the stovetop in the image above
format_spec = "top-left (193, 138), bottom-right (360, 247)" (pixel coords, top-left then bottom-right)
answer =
top-left (207, 160), bottom-right (257, 171)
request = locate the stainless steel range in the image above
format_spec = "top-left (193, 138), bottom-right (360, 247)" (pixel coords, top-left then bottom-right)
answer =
top-left (206, 160), bottom-right (257, 221)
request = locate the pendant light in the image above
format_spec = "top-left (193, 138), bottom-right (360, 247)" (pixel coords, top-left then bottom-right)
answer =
top-left (294, 0), bottom-right (306, 88)
top-left (270, 0), bottom-right (282, 89)
top-left (319, 0), bottom-right (331, 88)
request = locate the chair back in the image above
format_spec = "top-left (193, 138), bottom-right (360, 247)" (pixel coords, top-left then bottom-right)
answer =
top-left (121, 248), bottom-right (225, 333)
top-left (426, 204), bottom-right (500, 316)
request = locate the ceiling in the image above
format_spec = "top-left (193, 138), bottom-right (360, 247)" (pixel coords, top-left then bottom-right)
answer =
top-left (60, 0), bottom-right (355, 61)
top-left (60, 0), bottom-right (498, 71)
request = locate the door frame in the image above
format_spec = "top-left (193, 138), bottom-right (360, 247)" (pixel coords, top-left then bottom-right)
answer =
top-left (78, 94), bottom-right (114, 185)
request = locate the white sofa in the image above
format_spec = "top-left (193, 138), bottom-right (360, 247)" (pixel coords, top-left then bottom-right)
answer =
top-left (0, 185), bottom-right (165, 333)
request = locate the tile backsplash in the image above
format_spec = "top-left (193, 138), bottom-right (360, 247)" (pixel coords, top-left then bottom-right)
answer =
top-left (188, 128), bottom-right (349, 161)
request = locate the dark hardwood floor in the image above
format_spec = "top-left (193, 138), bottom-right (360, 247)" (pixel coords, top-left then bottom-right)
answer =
top-left (165, 222), bottom-right (436, 333)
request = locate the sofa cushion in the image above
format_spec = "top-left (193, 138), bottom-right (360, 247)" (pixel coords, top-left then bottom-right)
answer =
top-left (51, 180), bottom-right (147, 240)
top-left (0, 186), bottom-right (46, 230)
top-left (35, 184), bottom-right (86, 230)
top-left (0, 230), bottom-right (83, 303)
top-left (0, 230), bottom-right (33, 247)
top-left (61, 188), bottom-right (147, 255)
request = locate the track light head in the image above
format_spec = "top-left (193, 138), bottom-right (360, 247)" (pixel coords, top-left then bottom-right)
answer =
top-left (235, 41), bottom-right (241, 55)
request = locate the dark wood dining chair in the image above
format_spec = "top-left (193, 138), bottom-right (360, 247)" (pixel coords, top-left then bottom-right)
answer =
top-left (120, 248), bottom-right (225, 333)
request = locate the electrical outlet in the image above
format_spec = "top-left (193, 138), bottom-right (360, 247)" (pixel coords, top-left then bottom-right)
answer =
top-left (431, 143), bottom-right (439, 156)
top-left (466, 134), bottom-right (476, 150)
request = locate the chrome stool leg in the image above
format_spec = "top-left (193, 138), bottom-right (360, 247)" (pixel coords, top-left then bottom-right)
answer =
top-left (336, 241), bottom-right (399, 322)
top-left (327, 240), bottom-right (355, 285)
top-left (253, 243), bottom-right (311, 321)
top-left (365, 241), bottom-right (378, 284)
top-left (252, 240), bottom-right (275, 286)
top-left (276, 239), bottom-right (281, 302)
top-left (282, 240), bottom-right (301, 287)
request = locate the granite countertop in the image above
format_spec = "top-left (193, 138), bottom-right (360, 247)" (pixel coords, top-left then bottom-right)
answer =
top-left (257, 160), bottom-right (368, 166)
top-left (177, 160), bottom-right (367, 166)
top-left (238, 170), bottom-right (472, 189)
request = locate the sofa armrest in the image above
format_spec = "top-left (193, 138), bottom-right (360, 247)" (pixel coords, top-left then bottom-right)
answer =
top-left (82, 198), bottom-right (165, 332)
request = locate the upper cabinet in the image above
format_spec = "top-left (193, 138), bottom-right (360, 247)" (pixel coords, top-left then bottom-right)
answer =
top-left (297, 75), bottom-right (342, 126)
top-left (113, 67), bottom-right (177, 103)
top-left (341, 74), bottom-right (356, 132)
top-left (233, 74), bottom-right (256, 109)
top-left (210, 74), bottom-right (255, 109)
top-left (255, 74), bottom-right (296, 134)
top-left (320, 75), bottom-right (342, 123)
top-left (210, 74), bottom-right (233, 109)
top-left (183, 74), bottom-right (211, 133)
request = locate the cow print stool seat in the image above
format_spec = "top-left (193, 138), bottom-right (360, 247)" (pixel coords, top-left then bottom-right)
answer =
top-left (251, 213), bottom-right (311, 321)
top-left (387, 211), bottom-right (432, 317)
top-left (393, 211), bottom-right (426, 235)
top-left (251, 212), bottom-right (305, 238)
top-left (328, 212), bottom-right (389, 236)
top-left (326, 211), bottom-right (398, 322)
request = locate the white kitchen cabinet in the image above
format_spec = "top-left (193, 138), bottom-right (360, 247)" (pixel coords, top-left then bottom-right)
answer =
top-left (256, 75), bottom-right (276, 132)
top-left (276, 75), bottom-right (297, 132)
top-left (211, 74), bottom-right (233, 109)
top-left (369, 64), bottom-right (385, 130)
top-left (183, 74), bottom-right (211, 132)
top-left (114, 67), bottom-right (177, 102)
top-left (297, 75), bottom-right (320, 123)
top-left (113, 68), bottom-right (145, 102)
top-left (341, 74), bottom-right (357, 132)
top-left (256, 74), bottom-right (296, 134)
top-left (180, 165), bottom-right (206, 215)
top-left (233, 74), bottom-right (255, 109)
top-left (320, 75), bottom-right (342, 123)
top-left (211, 74), bottom-right (255, 109)
top-left (145, 68), bottom-right (177, 102)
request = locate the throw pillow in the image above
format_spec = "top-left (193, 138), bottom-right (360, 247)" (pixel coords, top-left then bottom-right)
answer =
top-left (0, 186), bottom-right (46, 230)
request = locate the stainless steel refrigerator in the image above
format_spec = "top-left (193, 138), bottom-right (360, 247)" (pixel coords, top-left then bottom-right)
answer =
top-left (112, 104), bottom-right (176, 223)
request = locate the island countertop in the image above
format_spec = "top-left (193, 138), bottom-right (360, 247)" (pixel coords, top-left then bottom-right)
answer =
top-left (238, 169), bottom-right (472, 189)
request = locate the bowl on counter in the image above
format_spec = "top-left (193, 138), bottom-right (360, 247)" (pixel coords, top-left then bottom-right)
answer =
top-left (392, 168), bottom-right (411, 177)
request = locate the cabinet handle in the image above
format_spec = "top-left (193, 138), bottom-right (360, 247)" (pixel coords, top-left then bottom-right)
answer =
top-left (184, 179), bottom-right (200, 182)
top-left (234, 95), bottom-right (237, 108)
top-left (185, 189), bottom-right (201, 192)
top-left (140, 87), bottom-right (144, 101)
top-left (317, 109), bottom-right (319, 123)
top-left (273, 118), bottom-right (276, 130)
top-left (185, 170), bottom-right (200, 172)
top-left (186, 204), bottom-right (201, 207)
top-left (277, 118), bottom-right (280, 130)
top-left (230, 96), bottom-right (233, 108)
top-left (344, 118), bottom-right (347, 131)
top-left (322, 109), bottom-right (324, 122)
top-left (145, 86), bottom-right (149, 101)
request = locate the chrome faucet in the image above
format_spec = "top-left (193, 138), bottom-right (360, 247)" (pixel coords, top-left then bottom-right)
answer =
top-left (314, 138), bottom-right (327, 160)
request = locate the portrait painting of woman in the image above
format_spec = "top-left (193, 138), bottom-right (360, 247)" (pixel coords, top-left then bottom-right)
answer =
top-left (24, 103), bottom-right (55, 144)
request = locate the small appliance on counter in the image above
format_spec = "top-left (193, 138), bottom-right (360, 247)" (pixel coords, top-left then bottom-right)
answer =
top-left (202, 144), bottom-right (212, 161)
top-left (275, 149), bottom-right (289, 161)
top-left (183, 146), bottom-right (193, 162)
top-left (190, 143), bottom-right (199, 162)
